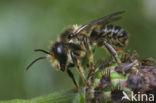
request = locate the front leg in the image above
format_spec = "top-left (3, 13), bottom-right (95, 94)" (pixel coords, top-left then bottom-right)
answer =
top-left (103, 42), bottom-right (125, 74)
top-left (67, 66), bottom-right (80, 91)
top-left (70, 50), bottom-right (89, 86)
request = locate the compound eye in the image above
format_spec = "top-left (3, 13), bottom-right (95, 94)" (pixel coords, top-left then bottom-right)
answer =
top-left (67, 34), bottom-right (75, 39)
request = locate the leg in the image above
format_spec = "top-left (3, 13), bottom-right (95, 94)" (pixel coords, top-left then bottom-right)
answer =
top-left (67, 69), bottom-right (80, 91)
top-left (70, 50), bottom-right (89, 86)
top-left (103, 42), bottom-right (125, 74)
top-left (83, 36), bottom-right (94, 70)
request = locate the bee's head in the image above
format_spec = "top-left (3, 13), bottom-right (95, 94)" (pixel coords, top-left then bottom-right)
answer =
top-left (117, 30), bottom-right (129, 47)
top-left (48, 42), bottom-right (68, 71)
top-left (26, 42), bottom-right (68, 72)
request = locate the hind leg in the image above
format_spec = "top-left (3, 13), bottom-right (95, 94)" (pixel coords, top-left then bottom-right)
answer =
top-left (103, 42), bottom-right (125, 74)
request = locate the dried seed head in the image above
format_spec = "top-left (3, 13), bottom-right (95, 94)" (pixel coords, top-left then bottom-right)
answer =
top-left (111, 89), bottom-right (124, 103)
top-left (127, 73), bottom-right (145, 91)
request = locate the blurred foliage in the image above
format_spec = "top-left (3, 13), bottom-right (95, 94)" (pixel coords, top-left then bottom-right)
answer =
top-left (0, 0), bottom-right (156, 101)
top-left (0, 90), bottom-right (77, 103)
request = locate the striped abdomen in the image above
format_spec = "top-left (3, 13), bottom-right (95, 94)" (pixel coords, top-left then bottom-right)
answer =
top-left (90, 24), bottom-right (128, 47)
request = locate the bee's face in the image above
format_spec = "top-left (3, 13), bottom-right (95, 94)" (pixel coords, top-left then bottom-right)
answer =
top-left (48, 42), bottom-right (68, 71)
top-left (117, 31), bottom-right (128, 47)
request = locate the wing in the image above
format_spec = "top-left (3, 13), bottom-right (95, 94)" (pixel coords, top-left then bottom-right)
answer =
top-left (72, 11), bottom-right (125, 38)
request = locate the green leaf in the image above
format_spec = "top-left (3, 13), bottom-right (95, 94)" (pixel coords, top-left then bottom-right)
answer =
top-left (0, 90), bottom-right (77, 103)
top-left (72, 93), bottom-right (84, 103)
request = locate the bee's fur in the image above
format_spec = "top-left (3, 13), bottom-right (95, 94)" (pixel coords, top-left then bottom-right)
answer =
top-left (26, 11), bottom-right (128, 90)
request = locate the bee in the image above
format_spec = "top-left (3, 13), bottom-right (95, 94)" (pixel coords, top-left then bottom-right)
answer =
top-left (26, 11), bottom-right (128, 91)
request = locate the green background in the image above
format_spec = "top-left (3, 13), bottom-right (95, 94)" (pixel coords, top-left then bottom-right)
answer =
top-left (0, 0), bottom-right (156, 100)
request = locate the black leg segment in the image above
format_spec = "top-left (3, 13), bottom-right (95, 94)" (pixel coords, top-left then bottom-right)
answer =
top-left (67, 69), bottom-right (80, 91)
